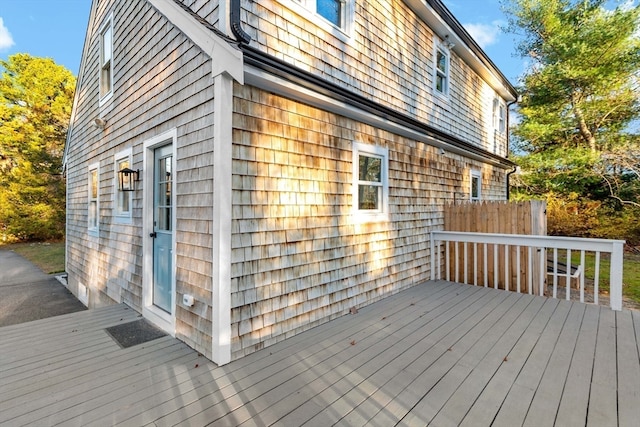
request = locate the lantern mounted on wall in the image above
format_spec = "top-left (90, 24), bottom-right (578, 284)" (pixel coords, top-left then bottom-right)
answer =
top-left (117, 167), bottom-right (140, 192)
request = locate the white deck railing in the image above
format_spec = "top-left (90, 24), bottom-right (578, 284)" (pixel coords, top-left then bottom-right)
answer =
top-left (430, 231), bottom-right (625, 311)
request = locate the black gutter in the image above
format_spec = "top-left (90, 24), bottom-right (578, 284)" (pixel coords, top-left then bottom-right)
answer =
top-left (240, 44), bottom-right (516, 169)
top-left (230, 0), bottom-right (251, 44)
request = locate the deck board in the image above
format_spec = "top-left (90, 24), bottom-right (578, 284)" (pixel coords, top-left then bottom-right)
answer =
top-left (588, 308), bottom-right (618, 427)
top-left (0, 280), bottom-right (638, 427)
top-left (616, 310), bottom-right (640, 427)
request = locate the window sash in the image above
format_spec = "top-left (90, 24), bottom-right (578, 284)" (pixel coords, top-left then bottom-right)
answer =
top-left (88, 167), bottom-right (99, 232)
top-left (317, 0), bottom-right (343, 27)
top-left (99, 18), bottom-right (113, 99)
top-left (471, 172), bottom-right (481, 201)
top-left (115, 158), bottom-right (131, 217)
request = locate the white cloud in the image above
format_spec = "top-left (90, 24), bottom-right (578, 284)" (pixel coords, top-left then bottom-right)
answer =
top-left (463, 20), bottom-right (503, 49)
top-left (0, 17), bottom-right (15, 51)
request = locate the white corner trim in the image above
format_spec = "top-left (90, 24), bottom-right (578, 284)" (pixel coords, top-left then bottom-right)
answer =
top-left (212, 73), bottom-right (233, 365)
top-left (147, 0), bottom-right (244, 84)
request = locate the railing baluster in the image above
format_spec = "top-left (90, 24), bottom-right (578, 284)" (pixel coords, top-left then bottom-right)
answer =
top-left (494, 244), bottom-right (499, 290)
top-left (580, 250), bottom-right (585, 303)
top-left (473, 243), bottom-right (478, 287)
top-left (516, 245), bottom-right (521, 294)
top-left (565, 249), bottom-right (572, 300)
top-left (527, 246), bottom-right (533, 295)
top-left (464, 242), bottom-right (468, 284)
top-left (552, 248), bottom-right (559, 297)
top-left (483, 243), bottom-right (488, 287)
top-left (594, 251), bottom-right (600, 305)
top-left (454, 241), bottom-right (459, 283)
top-left (505, 244), bottom-right (510, 292)
top-left (445, 241), bottom-right (450, 282)
top-left (539, 247), bottom-right (545, 296)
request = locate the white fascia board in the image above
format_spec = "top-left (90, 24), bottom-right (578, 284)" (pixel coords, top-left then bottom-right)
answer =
top-left (403, 0), bottom-right (516, 102)
top-left (147, 0), bottom-right (244, 84)
top-left (245, 64), bottom-right (511, 169)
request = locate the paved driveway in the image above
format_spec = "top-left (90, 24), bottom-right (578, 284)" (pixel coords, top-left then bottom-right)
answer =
top-left (0, 249), bottom-right (86, 326)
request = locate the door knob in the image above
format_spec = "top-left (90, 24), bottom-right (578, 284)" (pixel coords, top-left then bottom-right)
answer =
top-left (149, 232), bottom-right (157, 238)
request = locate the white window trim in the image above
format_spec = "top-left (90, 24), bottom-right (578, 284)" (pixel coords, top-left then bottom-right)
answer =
top-left (98, 13), bottom-right (114, 106)
top-left (433, 36), bottom-right (451, 100)
top-left (88, 162), bottom-right (100, 236)
top-left (276, 0), bottom-right (354, 41)
top-left (113, 148), bottom-right (133, 224)
top-left (470, 170), bottom-right (482, 201)
top-left (499, 102), bottom-right (506, 134)
top-left (352, 142), bottom-right (389, 222)
top-left (493, 97), bottom-right (506, 135)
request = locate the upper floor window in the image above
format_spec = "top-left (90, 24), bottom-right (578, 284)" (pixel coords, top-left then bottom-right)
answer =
top-left (470, 170), bottom-right (482, 201)
top-left (99, 15), bottom-right (113, 102)
top-left (493, 98), bottom-right (506, 134)
top-left (292, 0), bottom-right (349, 30)
top-left (434, 45), bottom-right (450, 97)
top-left (353, 142), bottom-right (389, 221)
top-left (114, 149), bottom-right (132, 223)
top-left (88, 162), bottom-right (100, 235)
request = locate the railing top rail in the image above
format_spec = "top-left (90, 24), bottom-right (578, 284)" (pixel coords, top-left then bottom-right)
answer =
top-left (431, 230), bottom-right (625, 252)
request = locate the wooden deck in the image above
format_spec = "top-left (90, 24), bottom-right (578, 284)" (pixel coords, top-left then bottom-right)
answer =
top-left (1, 280), bottom-right (639, 426)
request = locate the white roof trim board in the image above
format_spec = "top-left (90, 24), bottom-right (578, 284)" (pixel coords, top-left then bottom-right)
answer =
top-left (147, 0), bottom-right (244, 84)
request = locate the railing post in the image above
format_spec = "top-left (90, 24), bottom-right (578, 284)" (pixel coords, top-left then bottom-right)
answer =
top-left (610, 242), bottom-right (624, 311)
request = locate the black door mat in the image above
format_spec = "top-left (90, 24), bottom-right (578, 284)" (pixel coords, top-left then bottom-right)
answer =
top-left (105, 318), bottom-right (167, 348)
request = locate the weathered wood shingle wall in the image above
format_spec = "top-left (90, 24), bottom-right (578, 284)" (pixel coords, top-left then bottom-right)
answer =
top-left (65, 0), bottom-right (216, 358)
top-left (243, 0), bottom-right (508, 157)
top-left (230, 85), bottom-right (506, 359)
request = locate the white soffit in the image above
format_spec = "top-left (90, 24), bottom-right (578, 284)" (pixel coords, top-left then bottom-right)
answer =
top-left (147, 0), bottom-right (244, 84)
top-left (404, 0), bottom-right (516, 102)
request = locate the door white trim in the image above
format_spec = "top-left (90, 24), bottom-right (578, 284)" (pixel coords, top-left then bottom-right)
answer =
top-left (142, 128), bottom-right (178, 336)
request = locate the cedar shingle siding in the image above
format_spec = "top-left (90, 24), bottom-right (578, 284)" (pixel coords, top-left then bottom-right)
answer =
top-left (65, 0), bottom-right (515, 363)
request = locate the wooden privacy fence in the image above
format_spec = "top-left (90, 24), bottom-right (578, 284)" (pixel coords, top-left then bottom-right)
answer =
top-left (444, 201), bottom-right (547, 292)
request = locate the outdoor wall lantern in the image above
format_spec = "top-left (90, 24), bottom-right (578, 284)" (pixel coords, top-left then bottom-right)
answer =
top-left (118, 167), bottom-right (140, 192)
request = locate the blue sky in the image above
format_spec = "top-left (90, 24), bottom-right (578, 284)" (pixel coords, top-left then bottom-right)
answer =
top-left (0, 0), bottom-right (91, 76)
top-left (0, 0), bottom-right (524, 83)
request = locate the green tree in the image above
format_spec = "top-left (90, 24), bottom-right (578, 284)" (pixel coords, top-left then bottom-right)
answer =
top-left (0, 54), bottom-right (75, 242)
top-left (505, 0), bottom-right (640, 207)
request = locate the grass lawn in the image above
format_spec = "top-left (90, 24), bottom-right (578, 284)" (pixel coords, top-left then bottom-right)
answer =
top-left (2, 241), bottom-right (65, 274)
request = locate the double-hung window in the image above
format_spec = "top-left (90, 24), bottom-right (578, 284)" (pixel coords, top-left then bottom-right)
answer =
top-left (470, 170), bottom-right (482, 201)
top-left (114, 149), bottom-right (132, 223)
top-left (99, 15), bottom-right (113, 102)
top-left (434, 38), bottom-right (451, 98)
top-left (353, 142), bottom-right (389, 220)
top-left (88, 163), bottom-right (100, 235)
